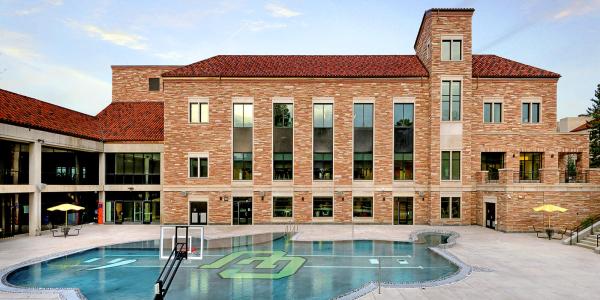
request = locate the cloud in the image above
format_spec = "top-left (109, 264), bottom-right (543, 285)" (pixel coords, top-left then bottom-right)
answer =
top-left (265, 3), bottom-right (301, 18)
top-left (154, 51), bottom-right (186, 61)
top-left (67, 21), bottom-right (147, 50)
top-left (13, 0), bottom-right (63, 16)
top-left (0, 29), bottom-right (110, 115)
top-left (243, 20), bottom-right (287, 32)
top-left (552, 0), bottom-right (600, 20)
top-left (0, 29), bottom-right (41, 60)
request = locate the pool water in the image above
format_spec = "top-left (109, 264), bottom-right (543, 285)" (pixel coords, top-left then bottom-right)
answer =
top-left (7, 234), bottom-right (458, 299)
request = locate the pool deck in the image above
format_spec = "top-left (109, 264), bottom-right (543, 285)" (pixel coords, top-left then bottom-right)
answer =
top-left (1, 224), bottom-right (598, 299)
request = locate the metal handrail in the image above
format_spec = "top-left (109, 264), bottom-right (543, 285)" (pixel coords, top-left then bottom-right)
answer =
top-left (569, 214), bottom-right (600, 245)
top-left (154, 226), bottom-right (189, 300)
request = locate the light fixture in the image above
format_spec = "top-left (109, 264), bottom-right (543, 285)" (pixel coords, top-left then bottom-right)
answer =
top-left (259, 191), bottom-right (265, 201)
top-left (128, 187), bottom-right (134, 192)
top-left (224, 196), bottom-right (229, 202)
top-left (179, 191), bottom-right (188, 197)
top-left (335, 191), bottom-right (344, 201)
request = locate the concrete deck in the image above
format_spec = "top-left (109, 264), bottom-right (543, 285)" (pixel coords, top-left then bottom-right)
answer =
top-left (0, 225), bottom-right (598, 299)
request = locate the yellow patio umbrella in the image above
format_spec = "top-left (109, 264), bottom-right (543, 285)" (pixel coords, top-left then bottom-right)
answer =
top-left (533, 204), bottom-right (567, 228)
top-left (47, 204), bottom-right (85, 227)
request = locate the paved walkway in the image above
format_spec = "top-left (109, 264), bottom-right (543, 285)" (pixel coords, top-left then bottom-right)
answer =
top-left (0, 225), bottom-right (598, 299)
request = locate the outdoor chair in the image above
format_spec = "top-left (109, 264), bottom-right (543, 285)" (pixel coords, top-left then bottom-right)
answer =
top-left (552, 227), bottom-right (568, 240)
top-left (68, 225), bottom-right (83, 236)
top-left (51, 226), bottom-right (63, 237)
top-left (532, 225), bottom-right (545, 238)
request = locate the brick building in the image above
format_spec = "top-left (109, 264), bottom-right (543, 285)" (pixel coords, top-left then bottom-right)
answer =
top-left (1, 8), bottom-right (599, 236)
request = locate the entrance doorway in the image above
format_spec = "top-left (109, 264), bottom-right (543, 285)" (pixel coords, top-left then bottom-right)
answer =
top-left (232, 197), bottom-right (252, 225)
top-left (393, 197), bottom-right (413, 225)
top-left (190, 202), bottom-right (207, 225)
top-left (485, 202), bottom-right (496, 229)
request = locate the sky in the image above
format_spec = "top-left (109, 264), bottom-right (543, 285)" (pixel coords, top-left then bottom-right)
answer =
top-left (0, 0), bottom-right (599, 118)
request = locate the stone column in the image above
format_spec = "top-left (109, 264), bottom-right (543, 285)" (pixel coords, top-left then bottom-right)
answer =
top-left (28, 141), bottom-right (42, 236)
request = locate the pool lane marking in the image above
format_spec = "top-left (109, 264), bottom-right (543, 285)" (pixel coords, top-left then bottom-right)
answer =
top-left (303, 265), bottom-right (424, 269)
top-left (84, 258), bottom-right (100, 263)
top-left (87, 259), bottom-right (137, 270)
top-left (101, 254), bottom-right (412, 258)
top-left (50, 264), bottom-right (456, 270)
top-left (108, 258), bottom-right (124, 263)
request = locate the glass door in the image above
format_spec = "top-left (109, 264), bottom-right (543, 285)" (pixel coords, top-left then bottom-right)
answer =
top-left (394, 197), bottom-right (413, 225)
top-left (190, 201), bottom-right (207, 225)
top-left (143, 201), bottom-right (152, 224)
top-left (115, 201), bottom-right (124, 224)
top-left (233, 197), bottom-right (252, 225)
top-left (133, 201), bottom-right (142, 223)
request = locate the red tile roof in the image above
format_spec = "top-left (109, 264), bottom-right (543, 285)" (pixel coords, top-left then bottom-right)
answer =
top-left (0, 89), bottom-right (163, 142)
top-left (472, 55), bottom-right (560, 78)
top-left (570, 122), bottom-right (592, 132)
top-left (162, 54), bottom-right (559, 79)
top-left (97, 102), bottom-right (164, 142)
top-left (0, 88), bottom-right (100, 140)
top-left (162, 55), bottom-right (429, 78)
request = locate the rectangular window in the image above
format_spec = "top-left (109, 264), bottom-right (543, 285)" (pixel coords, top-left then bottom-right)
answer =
top-left (273, 153), bottom-right (293, 180)
top-left (481, 152), bottom-right (504, 181)
top-left (105, 152), bottom-right (160, 184)
top-left (233, 152), bottom-right (252, 180)
top-left (189, 102), bottom-right (209, 123)
top-left (353, 197), bottom-right (373, 218)
top-left (273, 103), bottom-right (293, 180)
top-left (441, 151), bottom-right (461, 180)
top-left (442, 80), bottom-right (461, 121)
top-left (441, 197), bottom-right (461, 219)
top-left (394, 103), bottom-right (414, 180)
top-left (189, 157), bottom-right (208, 178)
top-left (484, 102), bottom-right (502, 123)
top-left (522, 102), bottom-right (540, 124)
top-left (520, 152), bottom-right (542, 181)
top-left (441, 39), bottom-right (462, 61)
top-left (274, 103), bottom-right (293, 128)
top-left (148, 78), bottom-right (160, 91)
top-left (273, 197), bottom-right (293, 218)
top-left (234, 103), bottom-right (253, 128)
top-left (314, 103), bottom-right (333, 180)
top-left (313, 197), bottom-right (333, 218)
top-left (233, 103), bottom-right (253, 180)
top-left (354, 103), bottom-right (373, 180)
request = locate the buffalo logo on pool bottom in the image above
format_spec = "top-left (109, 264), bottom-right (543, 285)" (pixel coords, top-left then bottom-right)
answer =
top-left (199, 251), bottom-right (306, 280)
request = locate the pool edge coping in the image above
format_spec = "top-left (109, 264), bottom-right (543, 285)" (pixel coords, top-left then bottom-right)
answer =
top-left (334, 229), bottom-right (472, 300)
top-left (0, 229), bottom-right (471, 300)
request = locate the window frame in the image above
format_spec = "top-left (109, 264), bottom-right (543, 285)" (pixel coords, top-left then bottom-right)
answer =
top-left (232, 152), bottom-right (253, 181)
top-left (483, 100), bottom-right (503, 124)
top-left (312, 100), bottom-right (334, 181)
top-left (148, 78), bottom-right (160, 91)
top-left (352, 196), bottom-right (374, 219)
top-left (188, 153), bottom-right (209, 179)
top-left (188, 98), bottom-right (209, 124)
top-left (272, 100), bottom-right (294, 181)
top-left (312, 196), bottom-right (334, 219)
top-left (440, 36), bottom-right (463, 62)
top-left (441, 151), bottom-right (461, 181)
top-left (441, 79), bottom-right (462, 121)
top-left (272, 196), bottom-right (293, 218)
top-left (353, 100), bottom-right (374, 181)
top-left (521, 99), bottom-right (542, 124)
top-left (441, 196), bottom-right (461, 219)
top-left (393, 99), bottom-right (415, 181)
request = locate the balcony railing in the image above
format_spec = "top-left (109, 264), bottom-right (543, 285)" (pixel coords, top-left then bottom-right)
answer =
top-left (514, 170), bottom-right (541, 183)
top-left (561, 170), bottom-right (588, 183)
top-left (105, 173), bottom-right (161, 185)
top-left (0, 170), bottom-right (29, 185)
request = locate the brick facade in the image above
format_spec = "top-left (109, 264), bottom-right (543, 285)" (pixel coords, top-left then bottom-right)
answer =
top-left (111, 8), bottom-right (600, 232)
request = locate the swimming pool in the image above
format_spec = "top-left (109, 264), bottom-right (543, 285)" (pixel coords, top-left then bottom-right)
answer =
top-left (4, 232), bottom-right (466, 299)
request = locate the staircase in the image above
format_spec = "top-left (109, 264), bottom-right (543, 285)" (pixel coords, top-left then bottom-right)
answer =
top-left (566, 216), bottom-right (600, 254)
top-left (575, 232), bottom-right (599, 250)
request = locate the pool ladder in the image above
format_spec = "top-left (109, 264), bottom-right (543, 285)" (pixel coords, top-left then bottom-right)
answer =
top-left (154, 226), bottom-right (189, 300)
top-left (285, 223), bottom-right (298, 236)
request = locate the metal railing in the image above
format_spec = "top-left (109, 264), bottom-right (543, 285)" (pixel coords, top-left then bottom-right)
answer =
top-left (514, 170), bottom-right (541, 183)
top-left (154, 226), bottom-right (189, 300)
top-left (561, 170), bottom-right (588, 183)
top-left (569, 214), bottom-right (600, 245)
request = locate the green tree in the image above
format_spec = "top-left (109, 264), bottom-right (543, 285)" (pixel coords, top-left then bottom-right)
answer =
top-left (587, 84), bottom-right (600, 168)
